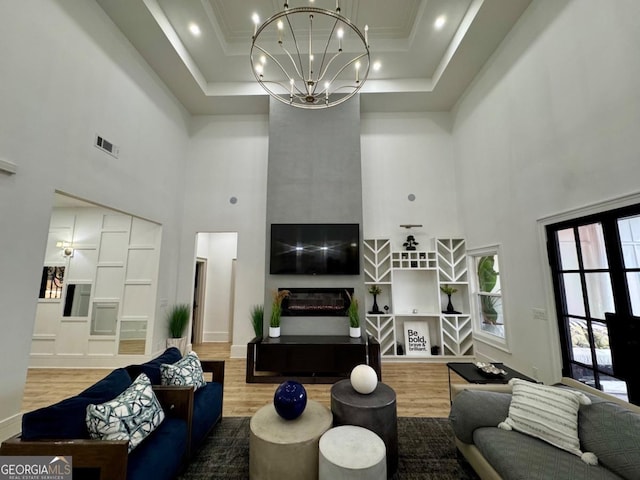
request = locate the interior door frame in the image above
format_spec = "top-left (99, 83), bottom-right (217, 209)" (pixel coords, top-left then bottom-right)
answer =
top-left (192, 258), bottom-right (207, 345)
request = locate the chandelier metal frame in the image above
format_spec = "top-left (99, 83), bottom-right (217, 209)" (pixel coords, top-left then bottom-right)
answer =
top-left (250, 3), bottom-right (370, 109)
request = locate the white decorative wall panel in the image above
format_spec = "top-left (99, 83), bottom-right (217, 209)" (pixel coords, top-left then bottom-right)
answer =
top-left (98, 232), bottom-right (128, 264)
top-left (126, 249), bottom-right (155, 281)
top-left (102, 214), bottom-right (131, 230)
top-left (130, 217), bottom-right (160, 246)
top-left (94, 266), bottom-right (125, 299)
top-left (123, 284), bottom-right (152, 317)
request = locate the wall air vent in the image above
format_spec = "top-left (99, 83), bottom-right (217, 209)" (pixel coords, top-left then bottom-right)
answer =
top-left (95, 135), bottom-right (119, 158)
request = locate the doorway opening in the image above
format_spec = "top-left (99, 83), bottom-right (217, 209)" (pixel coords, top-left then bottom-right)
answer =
top-left (194, 232), bottom-right (238, 344)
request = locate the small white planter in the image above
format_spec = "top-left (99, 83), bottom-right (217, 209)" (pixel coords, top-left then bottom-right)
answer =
top-left (349, 326), bottom-right (361, 338)
top-left (269, 326), bottom-right (281, 338)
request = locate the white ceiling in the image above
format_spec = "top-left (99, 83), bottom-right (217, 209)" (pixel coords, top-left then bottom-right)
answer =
top-left (95, 0), bottom-right (532, 115)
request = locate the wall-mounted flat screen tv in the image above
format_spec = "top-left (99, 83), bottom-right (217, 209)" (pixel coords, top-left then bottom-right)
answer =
top-left (270, 223), bottom-right (360, 275)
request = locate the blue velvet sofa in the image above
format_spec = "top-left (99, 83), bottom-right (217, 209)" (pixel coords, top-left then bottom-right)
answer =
top-left (0, 348), bottom-right (224, 480)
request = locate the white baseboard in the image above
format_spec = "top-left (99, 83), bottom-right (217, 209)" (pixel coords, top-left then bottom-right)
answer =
top-left (29, 353), bottom-right (155, 369)
top-left (0, 412), bottom-right (22, 442)
top-left (203, 331), bottom-right (230, 342)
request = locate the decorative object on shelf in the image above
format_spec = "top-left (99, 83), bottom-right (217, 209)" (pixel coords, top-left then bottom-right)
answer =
top-left (250, 304), bottom-right (264, 338)
top-left (273, 380), bottom-right (308, 420)
top-left (478, 256), bottom-right (499, 324)
top-left (403, 235), bottom-right (419, 251)
top-left (431, 345), bottom-right (440, 356)
top-left (270, 289), bottom-right (290, 338)
top-left (396, 343), bottom-right (404, 355)
top-left (475, 362), bottom-right (506, 377)
top-left (350, 364), bottom-right (378, 394)
top-left (166, 303), bottom-right (190, 354)
top-left (440, 284), bottom-right (461, 314)
top-left (346, 290), bottom-right (360, 338)
top-left (250, 1), bottom-right (372, 109)
top-left (404, 321), bottom-right (431, 356)
top-left (384, 305), bottom-right (389, 314)
top-left (367, 285), bottom-right (383, 314)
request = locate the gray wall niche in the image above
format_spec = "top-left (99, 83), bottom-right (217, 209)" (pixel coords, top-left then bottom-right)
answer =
top-left (265, 96), bottom-right (365, 336)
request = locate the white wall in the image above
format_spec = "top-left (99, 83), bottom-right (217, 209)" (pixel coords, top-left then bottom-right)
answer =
top-left (0, 1), bottom-right (189, 439)
top-left (196, 232), bottom-right (238, 342)
top-left (179, 115), bottom-right (269, 357)
top-left (452, 0), bottom-right (640, 383)
top-left (361, 112), bottom-right (461, 247)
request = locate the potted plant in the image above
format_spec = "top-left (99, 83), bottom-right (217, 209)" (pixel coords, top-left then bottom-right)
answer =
top-left (477, 256), bottom-right (499, 324)
top-left (368, 285), bottom-right (382, 314)
top-left (440, 284), bottom-right (460, 314)
top-left (166, 303), bottom-right (190, 354)
top-left (346, 290), bottom-right (360, 338)
top-left (250, 304), bottom-right (264, 339)
top-left (270, 290), bottom-right (290, 338)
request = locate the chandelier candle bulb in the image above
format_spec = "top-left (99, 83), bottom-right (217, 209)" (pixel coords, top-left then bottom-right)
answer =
top-left (252, 13), bottom-right (259, 36)
top-left (365, 24), bottom-right (369, 46)
top-left (277, 20), bottom-right (283, 43)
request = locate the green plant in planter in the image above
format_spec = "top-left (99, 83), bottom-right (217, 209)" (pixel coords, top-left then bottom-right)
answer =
top-left (477, 256), bottom-right (499, 324)
top-left (440, 284), bottom-right (458, 296)
top-left (167, 303), bottom-right (190, 338)
top-left (250, 304), bottom-right (264, 338)
top-left (346, 290), bottom-right (359, 328)
top-left (270, 290), bottom-right (290, 328)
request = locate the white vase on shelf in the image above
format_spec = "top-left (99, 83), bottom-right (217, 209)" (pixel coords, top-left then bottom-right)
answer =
top-left (349, 326), bottom-right (361, 338)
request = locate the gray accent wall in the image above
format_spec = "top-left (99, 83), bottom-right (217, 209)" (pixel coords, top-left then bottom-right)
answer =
top-left (265, 96), bottom-right (365, 335)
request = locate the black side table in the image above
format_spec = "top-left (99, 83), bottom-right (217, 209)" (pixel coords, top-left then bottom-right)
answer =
top-left (446, 362), bottom-right (538, 402)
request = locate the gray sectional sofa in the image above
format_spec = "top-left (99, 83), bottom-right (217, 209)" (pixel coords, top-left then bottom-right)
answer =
top-left (449, 378), bottom-right (640, 480)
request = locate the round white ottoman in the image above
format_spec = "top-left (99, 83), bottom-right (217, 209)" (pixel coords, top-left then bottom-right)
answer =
top-left (319, 425), bottom-right (386, 480)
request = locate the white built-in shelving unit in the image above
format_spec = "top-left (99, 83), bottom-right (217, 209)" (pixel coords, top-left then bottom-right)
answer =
top-left (363, 238), bottom-right (474, 360)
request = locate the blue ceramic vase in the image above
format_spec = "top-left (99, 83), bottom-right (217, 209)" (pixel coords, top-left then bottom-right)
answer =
top-left (274, 380), bottom-right (307, 420)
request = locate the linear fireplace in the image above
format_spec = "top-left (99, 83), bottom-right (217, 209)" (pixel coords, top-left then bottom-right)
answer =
top-left (280, 288), bottom-right (353, 317)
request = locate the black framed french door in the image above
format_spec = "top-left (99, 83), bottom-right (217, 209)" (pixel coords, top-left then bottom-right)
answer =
top-left (546, 203), bottom-right (640, 405)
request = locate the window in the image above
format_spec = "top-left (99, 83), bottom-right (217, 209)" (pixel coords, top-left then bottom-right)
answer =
top-left (468, 245), bottom-right (508, 349)
top-left (38, 266), bottom-right (65, 299)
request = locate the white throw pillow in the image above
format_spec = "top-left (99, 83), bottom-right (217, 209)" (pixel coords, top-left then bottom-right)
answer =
top-left (498, 378), bottom-right (598, 465)
top-left (161, 350), bottom-right (206, 391)
top-left (86, 373), bottom-right (165, 452)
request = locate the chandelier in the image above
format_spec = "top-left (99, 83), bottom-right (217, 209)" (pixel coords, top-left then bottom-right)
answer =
top-left (250, 2), bottom-right (371, 109)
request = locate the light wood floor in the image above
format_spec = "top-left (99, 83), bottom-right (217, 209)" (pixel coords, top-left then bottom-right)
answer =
top-left (22, 343), bottom-right (463, 417)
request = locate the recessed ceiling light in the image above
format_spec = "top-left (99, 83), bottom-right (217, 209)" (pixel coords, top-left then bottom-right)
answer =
top-left (434, 15), bottom-right (446, 30)
top-left (189, 23), bottom-right (201, 37)
top-left (373, 61), bottom-right (381, 71)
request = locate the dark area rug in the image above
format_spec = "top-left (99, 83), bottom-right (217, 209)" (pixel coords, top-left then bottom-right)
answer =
top-left (178, 417), bottom-right (479, 480)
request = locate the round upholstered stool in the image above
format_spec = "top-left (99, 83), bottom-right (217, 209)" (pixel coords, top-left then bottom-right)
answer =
top-left (331, 379), bottom-right (398, 477)
top-left (249, 399), bottom-right (333, 480)
top-left (319, 425), bottom-right (386, 480)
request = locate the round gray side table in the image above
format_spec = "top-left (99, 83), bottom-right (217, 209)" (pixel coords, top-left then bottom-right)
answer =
top-left (330, 379), bottom-right (398, 477)
top-left (249, 399), bottom-right (333, 480)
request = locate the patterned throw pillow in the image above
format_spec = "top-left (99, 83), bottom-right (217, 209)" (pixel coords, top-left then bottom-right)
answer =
top-left (86, 373), bottom-right (165, 452)
top-left (498, 378), bottom-right (598, 464)
top-left (160, 351), bottom-right (206, 391)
